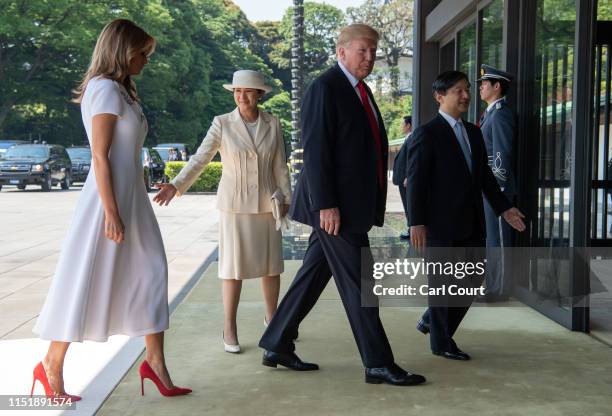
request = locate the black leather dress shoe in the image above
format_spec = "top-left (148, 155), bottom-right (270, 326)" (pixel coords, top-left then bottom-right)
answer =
top-left (416, 319), bottom-right (430, 334)
top-left (365, 364), bottom-right (426, 386)
top-left (262, 350), bottom-right (319, 371)
top-left (400, 231), bottom-right (410, 240)
top-left (432, 349), bottom-right (471, 361)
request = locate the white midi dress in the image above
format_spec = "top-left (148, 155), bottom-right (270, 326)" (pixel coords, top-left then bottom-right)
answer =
top-left (33, 77), bottom-right (169, 342)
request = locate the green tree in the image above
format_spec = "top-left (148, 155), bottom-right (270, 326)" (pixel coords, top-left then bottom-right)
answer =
top-left (260, 90), bottom-right (291, 147)
top-left (375, 93), bottom-right (413, 141)
top-left (0, 0), bottom-right (284, 150)
top-left (0, 0), bottom-right (116, 143)
top-left (347, 0), bottom-right (413, 99)
top-left (273, 1), bottom-right (345, 85)
top-left (251, 20), bottom-right (290, 90)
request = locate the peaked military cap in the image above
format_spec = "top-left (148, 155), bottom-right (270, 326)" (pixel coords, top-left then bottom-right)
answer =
top-left (477, 64), bottom-right (513, 82)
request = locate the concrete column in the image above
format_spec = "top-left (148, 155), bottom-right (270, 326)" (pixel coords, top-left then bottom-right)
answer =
top-left (413, 0), bottom-right (442, 127)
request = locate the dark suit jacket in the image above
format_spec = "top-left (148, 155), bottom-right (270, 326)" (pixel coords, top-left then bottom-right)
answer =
top-left (289, 64), bottom-right (388, 233)
top-left (392, 135), bottom-right (410, 185)
top-left (405, 113), bottom-right (511, 241)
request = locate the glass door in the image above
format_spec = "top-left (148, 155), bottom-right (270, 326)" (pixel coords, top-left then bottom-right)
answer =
top-left (514, 0), bottom-right (579, 328)
top-left (589, 11), bottom-right (612, 335)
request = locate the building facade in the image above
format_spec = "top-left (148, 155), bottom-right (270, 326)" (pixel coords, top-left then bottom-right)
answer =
top-left (412, 0), bottom-right (611, 333)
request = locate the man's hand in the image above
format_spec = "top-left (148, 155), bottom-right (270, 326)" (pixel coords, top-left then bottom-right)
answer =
top-left (403, 178), bottom-right (407, 188)
top-left (320, 207), bottom-right (341, 235)
top-left (153, 183), bottom-right (178, 206)
top-left (410, 225), bottom-right (427, 249)
top-left (502, 207), bottom-right (526, 232)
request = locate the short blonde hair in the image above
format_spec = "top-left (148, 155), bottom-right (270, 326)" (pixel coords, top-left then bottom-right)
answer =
top-left (336, 23), bottom-right (379, 48)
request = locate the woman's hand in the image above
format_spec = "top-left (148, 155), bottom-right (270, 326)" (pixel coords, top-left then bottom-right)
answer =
top-left (105, 211), bottom-right (125, 243)
top-left (153, 183), bottom-right (178, 206)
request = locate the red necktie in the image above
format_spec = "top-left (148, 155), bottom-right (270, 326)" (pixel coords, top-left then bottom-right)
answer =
top-left (357, 81), bottom-right (384, 188)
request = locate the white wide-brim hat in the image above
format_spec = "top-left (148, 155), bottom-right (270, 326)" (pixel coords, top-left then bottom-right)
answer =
top-left (223, 70), bottom-right (273, 94)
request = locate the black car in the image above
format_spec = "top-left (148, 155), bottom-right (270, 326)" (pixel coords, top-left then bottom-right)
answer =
top-left (0, 140), bottom-right (27, 158)
top-left (66, 146), bottom-right (92, 184)
top-left (0, 144), bottom-right (72, 191)
top-left (142, 147), bottom-right (166, 192)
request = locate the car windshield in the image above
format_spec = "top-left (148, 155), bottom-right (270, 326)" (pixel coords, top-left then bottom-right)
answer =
top-left (155, 148), bottom-right (170, 161)
top-left (67, 148), bottom-right (91, 160)
top-left (0, 142), bottom-right (18, 150)
top-left (4, 146), bottom-right (49, 159)
top-left (157, 143), bottom-right (185, 151)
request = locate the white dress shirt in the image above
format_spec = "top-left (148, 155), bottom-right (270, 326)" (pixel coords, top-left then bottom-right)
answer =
top-left (337, 61), bottom-right (379, 127)
top-left (438, 109), bottom-right (472, 153)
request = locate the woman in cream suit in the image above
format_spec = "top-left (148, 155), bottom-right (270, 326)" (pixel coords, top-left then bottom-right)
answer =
top-left (154, 70), bottom-right (291, 353)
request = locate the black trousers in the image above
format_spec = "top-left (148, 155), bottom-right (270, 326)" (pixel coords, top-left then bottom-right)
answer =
top-left (420, 237), bottom-right (485, 353)
top-left (484, 197), bottom-right (514, 296)
top-left (398, 185), bottom-right (409, 227)
top-left (259, 227), bottom-right (395, 368)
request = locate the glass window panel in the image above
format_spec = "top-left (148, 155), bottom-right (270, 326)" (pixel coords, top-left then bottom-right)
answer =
top-left (534, 0), bottom-right (575, 246)
top-left (479, 0), bottom-right (505, 115)
top-left (598, 1), bottom-right (612, 20)
top-left (608, 189), bottom-right (612, 239)
top-left (458, 22), bottom-right (477, 122)
top-left (592, 40), bottom-right (611, 242)
top-left (480, 0), bottom-right (504, 69)
top-left (529, 0), bottom-right (576, 305)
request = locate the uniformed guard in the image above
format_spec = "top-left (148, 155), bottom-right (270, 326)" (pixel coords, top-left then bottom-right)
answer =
top-left (477, 64), bottom-right (517, 302)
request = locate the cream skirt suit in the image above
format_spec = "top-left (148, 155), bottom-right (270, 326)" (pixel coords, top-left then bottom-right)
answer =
top-left (171, 108), bottom-right (291, 279)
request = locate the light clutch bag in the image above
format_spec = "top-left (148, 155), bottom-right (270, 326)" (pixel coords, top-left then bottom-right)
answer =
top-left (271, 189), bottom-right (290, 231)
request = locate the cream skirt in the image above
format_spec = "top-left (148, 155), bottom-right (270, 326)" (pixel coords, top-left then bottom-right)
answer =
top-left (218, 212), bottom-right (283, 279)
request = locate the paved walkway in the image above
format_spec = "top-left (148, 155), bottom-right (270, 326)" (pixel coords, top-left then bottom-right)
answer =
top-left (101, 261), bottom-right (612, 416)
top-left (12, 182), bottom-right (609, 415)
top-left (0, 186), bottom-right (219, 415)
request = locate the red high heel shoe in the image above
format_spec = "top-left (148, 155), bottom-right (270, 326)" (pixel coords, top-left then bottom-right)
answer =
top-left (139, 361), bottom-right (192, 397)
top-left (31, 362), bottom-right (82, 401)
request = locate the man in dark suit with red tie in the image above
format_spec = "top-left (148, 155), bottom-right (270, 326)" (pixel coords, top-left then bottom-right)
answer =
top-left (259, 24), bottom-right (426, 386)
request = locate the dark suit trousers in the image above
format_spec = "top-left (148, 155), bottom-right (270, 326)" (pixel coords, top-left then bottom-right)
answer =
top-left (484, 197), bottom-right (513, 296)
top-left (259, 227), bottom-right (395, 368)
top-left (420, 237), bottom-right (485, 352)
top-left (398, 185), bottom-right (409, 227)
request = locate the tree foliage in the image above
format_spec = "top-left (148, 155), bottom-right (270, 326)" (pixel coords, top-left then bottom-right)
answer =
top-left (0, 0), bottom-right (286, 150)
top-left (0, 0), bottom-right (412, 152)
top-left (347, 0), bottom-right (413, 98)
top-left (274, 2), bottom-right (345, 85)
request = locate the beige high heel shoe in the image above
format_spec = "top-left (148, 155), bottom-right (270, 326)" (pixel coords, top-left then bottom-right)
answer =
top-left (222, 332), bottom-right (241, 353)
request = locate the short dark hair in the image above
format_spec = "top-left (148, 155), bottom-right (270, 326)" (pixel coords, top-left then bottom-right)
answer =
top-left (485, 79), bottom-right (510, 96)
top-left (432, 71), bottom-right (470, 95)
top-left (403, 115), bottom-right (412, 125)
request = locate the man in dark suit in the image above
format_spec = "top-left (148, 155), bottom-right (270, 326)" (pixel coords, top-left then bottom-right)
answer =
top-left (259, 24), bottom-right (426, 386)
top-left (392, 116), bottom-right (413, 240)
top-left (477, 64), bottom-right (517, 302)
top-left (406, 71), bottom-right (526, 361)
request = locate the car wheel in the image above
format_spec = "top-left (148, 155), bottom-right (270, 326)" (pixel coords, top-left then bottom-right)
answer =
top-left (61, 174), bottom-right (70, 190)
top-left (17, 185), bottom-right (26, 190)
top-left (0, 185), bottom-right (2, 191)
top-left (41, 174), bottom-right (52, 192)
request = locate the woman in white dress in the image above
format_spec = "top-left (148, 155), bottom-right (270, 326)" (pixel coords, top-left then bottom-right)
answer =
top-left (32, 19), bottom-right (191, 399)
top-left (154, 70), bottom-right (292, 353)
